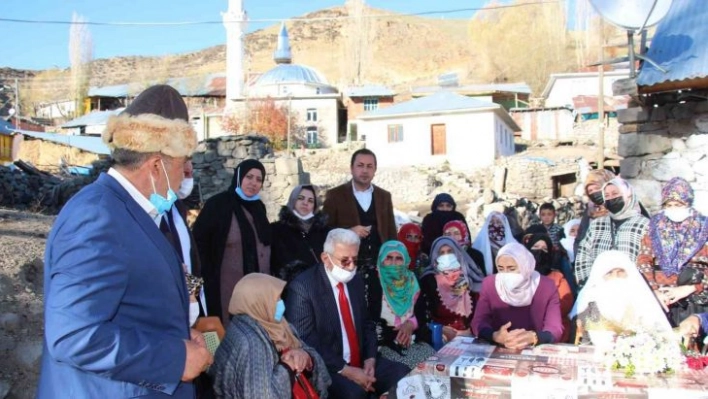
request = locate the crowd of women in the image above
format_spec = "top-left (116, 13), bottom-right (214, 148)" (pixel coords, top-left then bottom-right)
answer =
top-left (190, 157), bottom-right (708, 398)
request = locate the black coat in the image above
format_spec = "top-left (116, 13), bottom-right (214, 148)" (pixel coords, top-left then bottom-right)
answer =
top-left (420, 210), bottom-right (469, 256)
top-left (270, 207), bottom-right (330, 282)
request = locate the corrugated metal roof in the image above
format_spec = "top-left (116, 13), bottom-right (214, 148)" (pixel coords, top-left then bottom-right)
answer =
top-left (344, 85), bottom-right (395, 97)
top-left (541, 70), bottom-right (630, 99)
top-left (637, 0), bottom-right (708, 87)
top-left (61, 108), bottom-right (124, 128)
top-left (14, 130), bottom-right (110, 155)
top-left (412, 82), bottom-right (532, 95)
top-left (0, 120), bottom-right (16, 135)
top-left (361, 91), bottom-right (500, 118)
top-left (88, 73), bottom-right (227, 98)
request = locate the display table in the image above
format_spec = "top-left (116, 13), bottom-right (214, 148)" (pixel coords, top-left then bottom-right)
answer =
top-left (384, 337), bottom-right (708, 399)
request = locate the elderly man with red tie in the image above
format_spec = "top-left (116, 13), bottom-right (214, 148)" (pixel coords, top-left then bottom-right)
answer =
top-left (285, 228), bottom-right (410, 399)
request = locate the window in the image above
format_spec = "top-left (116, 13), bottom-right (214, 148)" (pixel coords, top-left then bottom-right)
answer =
top-left (364, 98), bottom-right (379, 111)
top-left (387, 124), bottom-right (403, 143)
top-left (306, 108), bottom-right (318, 122)
top-left (306, 127), bottom-right (318, 145)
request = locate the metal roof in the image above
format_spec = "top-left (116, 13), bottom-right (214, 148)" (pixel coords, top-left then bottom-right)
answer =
top-left (61, 108), bottom-right (124, 128)
top-left (637, 0), bottom-right (708, 87)
top-left (411, 82), bottom-right (532, 95)
top-left (88, 84), bottom-right (130, 98)
top-left (254, 64), bottom-right (329, 87)
top-left (571, 95), bottom-right (630, 114)
top-left (541, 70), bottom-right (630, 99)
top-left (344, 85), bottom-right (395, 97)
top-left (0, 120), bottom-right (15, 135)
top-left (13, 130), bottom-right (110, 155)
top-left (88, 73), bottom-right (227, 98)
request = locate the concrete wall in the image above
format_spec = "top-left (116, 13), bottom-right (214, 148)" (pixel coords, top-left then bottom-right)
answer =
top-left (512, 108), bottom-right (575, 141)
top-left (546, 73), bottom-right (628, 108)
top-left (616, 99), bottom-right (708, 214)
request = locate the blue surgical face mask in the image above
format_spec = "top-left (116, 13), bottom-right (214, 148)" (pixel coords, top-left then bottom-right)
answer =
top-left (274, 299), bottom-right (286, 322)
top-left (235, 186), bottom-right (261, 201)
top-left (149, 159), bottom-right (178, 215)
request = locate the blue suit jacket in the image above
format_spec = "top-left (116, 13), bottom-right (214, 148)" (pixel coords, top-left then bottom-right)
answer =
top-left (285, 264), bottom-right (377, 374)
top-left (37, 173), bottom-right (194, 398)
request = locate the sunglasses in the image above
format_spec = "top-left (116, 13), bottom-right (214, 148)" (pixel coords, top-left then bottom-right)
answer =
top-left (332, 256), bottom-right (358, 267)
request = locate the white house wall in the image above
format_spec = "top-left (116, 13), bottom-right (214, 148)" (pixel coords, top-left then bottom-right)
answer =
top-left (361, 112), bottom-right (512, 171)
top-left (546, 75), bottom-right (627, 108)
top-left (36, 100), bottom-right (76, 119)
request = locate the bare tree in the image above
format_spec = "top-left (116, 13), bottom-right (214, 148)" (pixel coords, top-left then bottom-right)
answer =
top-left (69, 12), bottom-right (93, 117)
top-left (341, 0), bottom-right (374, 86)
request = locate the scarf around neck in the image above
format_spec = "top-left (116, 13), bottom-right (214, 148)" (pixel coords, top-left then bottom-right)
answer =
top-left (377, 241), bottom-right (420, 321)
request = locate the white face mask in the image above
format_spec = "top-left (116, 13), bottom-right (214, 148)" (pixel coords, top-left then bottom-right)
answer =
top-left (177, 178), bottom-right (194, 200)
top-left (327, 255), bottom-right (356, 284)
top-left (497, 272), bottom-right (525, 292)
top-left (664, 207), bottom-right (690, 223)
top-left (294, 211), bottom-right (314, 221)
top-left (188, 301), bottom-right (200, 326)
top-left (435, 253), bottom-right (460, 273)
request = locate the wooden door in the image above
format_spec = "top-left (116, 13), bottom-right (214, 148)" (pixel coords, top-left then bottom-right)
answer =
top-left (431, 124), bottom-right (446, 155)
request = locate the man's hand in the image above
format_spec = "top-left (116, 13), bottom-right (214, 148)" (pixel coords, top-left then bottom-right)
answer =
top-left (342, 365), bottom-right (376, 392)
top-left (395, 321), bottom-right (414, 348)
top-left (350, 225), bottom-right (371, 238)
top-left (190, 328), bottom-right (206, 349)
top-left (491, 321), bottom-right (512, 346)
top-left (182, 339), bottom-right (213, 382)
top-left (281, 349), bottom-right (312, 373)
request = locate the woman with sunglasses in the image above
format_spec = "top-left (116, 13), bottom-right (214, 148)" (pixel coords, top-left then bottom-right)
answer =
top-left (419, 237), bottom-right (480, 343)
top-left (371, 241), bottom-right (436, 369)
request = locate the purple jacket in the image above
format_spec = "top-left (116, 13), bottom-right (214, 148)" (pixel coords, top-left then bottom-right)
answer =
top-left (472, 275), bottom-right (563, 344)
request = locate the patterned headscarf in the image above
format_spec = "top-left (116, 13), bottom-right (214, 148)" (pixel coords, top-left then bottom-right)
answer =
top-left (602, 177), bottom-right (641, 220)
top-left (584, 169), bottom-right (616, 194)
top-left (443, 220), bottom-right (471, 248)
top-left (472, 211), bottom-right (517, 275)
top-left (423, 237), bottom-right (477, 317)
top-left (397, 223), bottom-right (422, 270)
top-left (494, 243), bottom-right (541, 307)
top-left (649, 178), bottom-right (708, 276)
top-left (377, 241), bottom-right (420, 320)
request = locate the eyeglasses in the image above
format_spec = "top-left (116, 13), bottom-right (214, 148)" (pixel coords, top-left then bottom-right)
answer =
top-left (331, 255), bottom-right (358, 267)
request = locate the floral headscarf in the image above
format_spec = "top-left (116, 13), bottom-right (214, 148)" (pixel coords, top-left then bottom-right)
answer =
top-left (397, 223), bottom-right (422, 270)
top-left (472, 211), bottom-right (517, 275)
top-left (443, 220), bottom-right (471, 249)
top-left (649, 178), bottom-right (708, 277)
top-left (602, 177), bottom-right (641, 220)
top-left (377, 241), bottom-right (420, 324)
top-left (585, 169), bottom-right (616, 219)
top-left (494, 243), bottom-right (541, 307)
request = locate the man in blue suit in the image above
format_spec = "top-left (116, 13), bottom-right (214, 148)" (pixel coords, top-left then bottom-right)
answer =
top-left (38, 85), bottom-right (213, 398)
top-left (285, 228), bottom-right (410, 399)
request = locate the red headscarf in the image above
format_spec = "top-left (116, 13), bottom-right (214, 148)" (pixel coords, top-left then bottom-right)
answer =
top-left (443, 220), bottom-right (470, 249)
top-left (398, 223), bottom-right (422, 270)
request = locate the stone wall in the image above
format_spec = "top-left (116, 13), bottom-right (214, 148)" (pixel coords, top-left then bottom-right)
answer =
top-left (497, 156), bottom-right (580, 200)
top-left (573, 118), bottom-right (620, 153)
top-left (616, 99), bottom-right (708, 214)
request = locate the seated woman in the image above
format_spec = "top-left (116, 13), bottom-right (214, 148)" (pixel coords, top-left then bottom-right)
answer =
top-left (421, 193), bottom-right (469, 256)
top-left (472, 211), bottom-right (517, 275)
top-left (574, 250), bottom-right (672, 346)
top-left (398, 223), bottom-right (427, 275)
top-left (210, 273), bottom-right (330, 399)
top-left (443, 220), bottom-right (486, 276)
top-left (679, 312), bottom-right (708, 351)
top-left (472, 243), bottom-right (563, 348)
top-left (270, 185), bottom-right (330, 282)
top-left (373, 240), bottom-right (436, 370)
top-left (419, 237), bottom-right (478, 343)
top-left (522, 233), bottom-right (574, 343)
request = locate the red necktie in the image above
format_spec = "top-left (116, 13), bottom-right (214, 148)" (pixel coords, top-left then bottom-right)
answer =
top-left (337, 282), bottom-right (361, 368)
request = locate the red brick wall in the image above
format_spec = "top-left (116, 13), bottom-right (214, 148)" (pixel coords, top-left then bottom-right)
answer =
top-left (346, 96), bottom-right (395, 120)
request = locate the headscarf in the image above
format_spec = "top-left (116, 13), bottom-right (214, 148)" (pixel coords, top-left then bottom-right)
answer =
top-left (560, 219), bottom-right (581, 263)
top-left (431, 193), bottom-right (456, 211)
top-left (602, 177), bottom-right (641, 221)
top-left (521, 233), bottom-right (554, 275)
top-left (422, 237), bottom-right (477, 316)
top-left (494, 243), bottom-right (541, 307)
top-left (377, 241), bottom-right (420, 325)
top-left (397, 223), bottom-right (422, 270)
top-left (443, 220), bottom-right (471, 249)
top-left (472, 211), bottom-right (517, 275)
top-left (228, 273), bottom-right (300, 351)
top-left (649, 177), bottom-right (708, 277)
top-left (229, 160), bottom-right (272, 275)
top-left (572, 251), bottom-right (671, 334)
top-left (286, 184), bottom-right (318, 212)
top-left (585, 169), bottom-right (615, 219)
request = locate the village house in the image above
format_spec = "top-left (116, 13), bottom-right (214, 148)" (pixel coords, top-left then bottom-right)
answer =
top-left (343, 85), bottom-right (395, 142)
top-left (357, 91), bottom-right (519, 171)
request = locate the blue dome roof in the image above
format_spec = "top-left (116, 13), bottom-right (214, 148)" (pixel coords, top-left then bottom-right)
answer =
top-left (255, 64), bottom-right (329, 87)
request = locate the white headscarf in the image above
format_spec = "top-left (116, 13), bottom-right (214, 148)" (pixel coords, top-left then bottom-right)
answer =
top-left (560, 219), bottom-right (581, 263)
top-left (572, 250), bottom-right (671, 334)
top-left (494, 243), bottom-right (541, 307)
top-left (472, 211), bottom-right (517, 275)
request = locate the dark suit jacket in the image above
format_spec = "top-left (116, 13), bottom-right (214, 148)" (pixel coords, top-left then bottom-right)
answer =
top-left (173, 200), bottom-right (201, 278)
top-left (322, 181), bottom-right (397, 243)
top-left (285, 264), bottom-right (377, 374)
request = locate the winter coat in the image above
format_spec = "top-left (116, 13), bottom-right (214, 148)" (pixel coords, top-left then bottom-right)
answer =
top-left (271, 207), bottom-right (330, 282)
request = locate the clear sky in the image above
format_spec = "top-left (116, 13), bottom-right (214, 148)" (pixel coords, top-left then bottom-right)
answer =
top-left (1, 0), bottom-right (497, 71)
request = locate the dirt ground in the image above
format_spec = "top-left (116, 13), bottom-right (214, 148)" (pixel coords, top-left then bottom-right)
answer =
top-left (0, 208), bottom-right (54, 399)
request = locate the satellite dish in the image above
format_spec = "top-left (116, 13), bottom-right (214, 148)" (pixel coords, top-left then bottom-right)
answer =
top-left (7, 108), bottom-right (15, 116)
top-left (589, 0), bottom-right (673, 31)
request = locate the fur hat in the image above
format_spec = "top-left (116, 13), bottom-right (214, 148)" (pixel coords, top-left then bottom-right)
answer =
top-left (102, 84), bottom-right (197, 158)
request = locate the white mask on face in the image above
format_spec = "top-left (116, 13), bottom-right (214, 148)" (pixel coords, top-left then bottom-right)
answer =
top-left (327, 254), bottom-right (356, 284)
top-left (664, 207), bottom-right (690, 223)
top-left (294, 211), bottom-right (315, 221)
top-left (497, 272), bottom-right (525, 292)
top-left (177, 178), bottom-right (194, 200)
top-left (435, 253), bottom-right (461, 273)
top-left (188, 301), bottom-right (200, 326)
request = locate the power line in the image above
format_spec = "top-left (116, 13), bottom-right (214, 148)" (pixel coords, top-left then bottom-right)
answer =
top-left (0, 1), bottom-right (563, 27)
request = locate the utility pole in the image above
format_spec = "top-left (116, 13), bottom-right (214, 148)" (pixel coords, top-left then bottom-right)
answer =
top-left (597, 21), bottom-right (605, 169)
top-left (14, 78), bottom-right (20, 125)
top-left (287, 95), bottom-right (292, 156)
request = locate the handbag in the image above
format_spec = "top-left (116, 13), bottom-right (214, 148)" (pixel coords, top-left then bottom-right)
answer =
top-left (291, 371), bottom-right (319, 399)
